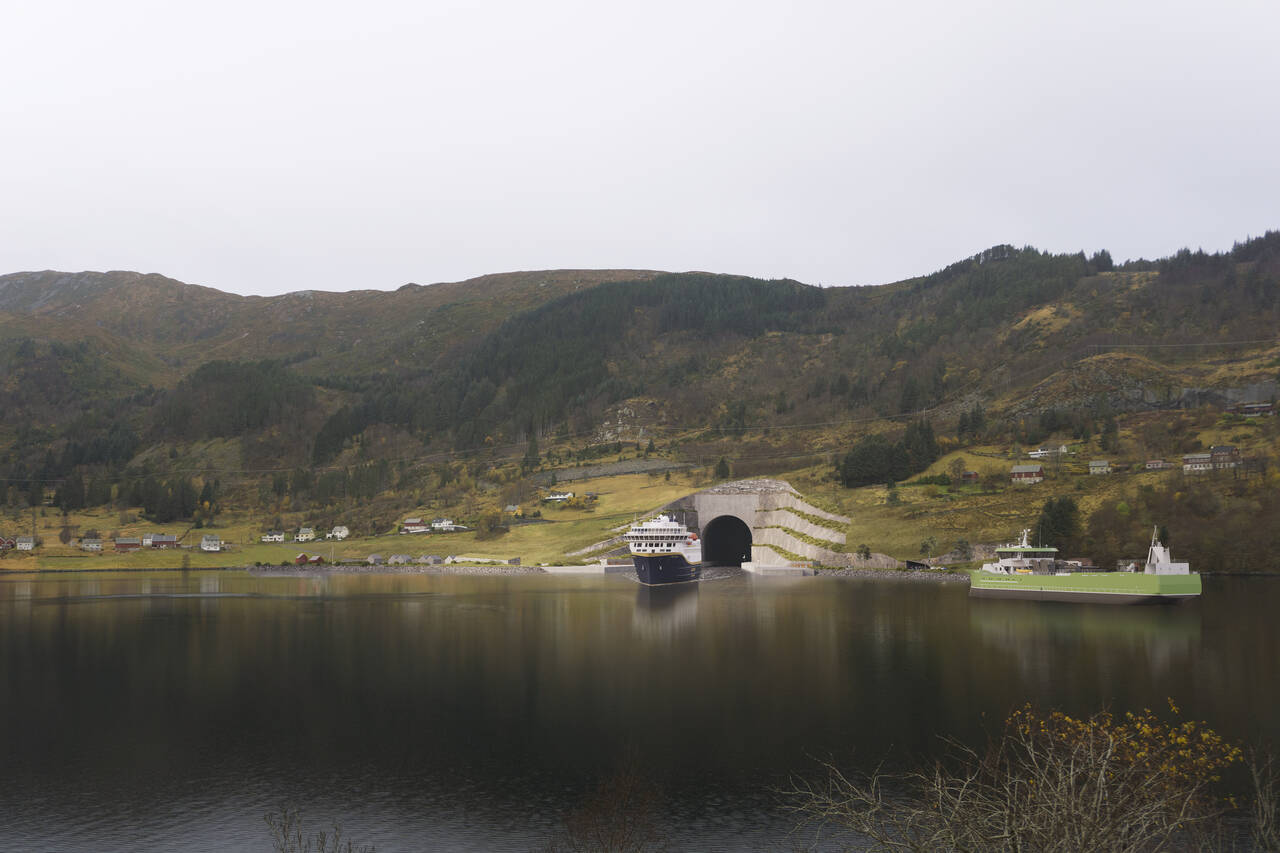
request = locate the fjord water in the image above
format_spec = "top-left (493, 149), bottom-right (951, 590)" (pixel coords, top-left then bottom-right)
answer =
top-left (0, 571), bottom-right (1276, 852)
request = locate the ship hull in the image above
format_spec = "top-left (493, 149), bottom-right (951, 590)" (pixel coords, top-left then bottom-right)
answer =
top-left (969, 570), bottom-right (1201, 605)
top-left (633, 554), bottom-right (702, 585)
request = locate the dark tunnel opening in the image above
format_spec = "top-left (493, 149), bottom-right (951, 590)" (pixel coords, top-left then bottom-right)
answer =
top-left (701, 515), bottom-right (753, 567)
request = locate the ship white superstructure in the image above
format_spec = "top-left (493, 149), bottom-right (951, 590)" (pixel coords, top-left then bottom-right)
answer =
top-left (624, 515), bottom-right (702, 584)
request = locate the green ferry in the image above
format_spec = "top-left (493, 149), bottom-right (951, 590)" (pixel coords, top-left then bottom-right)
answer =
top-left (969, 528), bottom-right (1200, 605)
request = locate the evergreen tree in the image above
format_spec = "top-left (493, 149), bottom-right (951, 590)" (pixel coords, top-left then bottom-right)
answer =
top-left (1036, 497), bottom-right (1081, 553)
top-left (903, 418), bottom-right (939, 471)
top-left (86, 475), bottom-right (112, 506)
top-left (521, 435), bottom-right (540, 473)
top-left (55, 475), bottom-right (86, 512)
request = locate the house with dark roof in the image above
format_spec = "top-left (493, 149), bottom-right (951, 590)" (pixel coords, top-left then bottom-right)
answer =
top-left (1210, 445), bottom-right (1241, 469)
top-left (1010, 464), bottom-right (1044, 485)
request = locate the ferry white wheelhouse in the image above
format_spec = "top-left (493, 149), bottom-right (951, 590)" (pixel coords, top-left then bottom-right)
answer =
top-left (624, 515), bottom-right (700, 558)
top-left (979, 529), bottom-right (1058, 575)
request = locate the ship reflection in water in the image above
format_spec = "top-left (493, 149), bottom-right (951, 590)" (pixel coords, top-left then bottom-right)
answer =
top-left (969, 595), bottom-right (1202, 679)
top-left (632, 581), bottom-right (700, 640)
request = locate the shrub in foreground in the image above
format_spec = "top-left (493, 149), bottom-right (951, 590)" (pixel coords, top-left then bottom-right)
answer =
top-left (788, 701), bottom-right (1276, 852)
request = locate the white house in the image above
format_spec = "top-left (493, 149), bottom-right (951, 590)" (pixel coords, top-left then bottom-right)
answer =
top-left (327, 525), bottom-right (349, 540)
top-left (80, 538), bottom-right (102, 552)
top-left (200, 535), bottom-right (222, 552)
top-left (16, 535), bottom-right (34, 551)
top-left (431, 518), bottom-right (465, 532)
top-left (1028, 445), bottom-right (1069, 460)
top-left (543, 491), bottom-right (575, 502)
top-left (295, 527), bottom-right (316, 543)
top-left (1089, 460), bottom-right (1111, 475)
top-left (1182, 453), bottom-right (1212, 473)
top-left (142, 532), bottom-right (155, 548)
top-left (261, 531), bottom-right (285, 543)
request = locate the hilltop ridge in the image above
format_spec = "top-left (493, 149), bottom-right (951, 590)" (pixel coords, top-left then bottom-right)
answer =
top-left (2, 231), bottom-right (1280, 568)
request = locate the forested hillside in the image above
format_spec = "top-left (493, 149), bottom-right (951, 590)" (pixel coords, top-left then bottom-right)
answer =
top-left (2, 232), bottom-right (1279, 547)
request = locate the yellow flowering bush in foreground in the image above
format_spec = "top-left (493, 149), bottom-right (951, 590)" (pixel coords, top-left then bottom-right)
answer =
top-left (1006, 698), bottom-right (1243, 813)
top-left (790, 701), bottom-right (1275, 853)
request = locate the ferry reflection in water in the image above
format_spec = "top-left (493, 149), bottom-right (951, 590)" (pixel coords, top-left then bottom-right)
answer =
top-left (632, 582), bottom-right (700, 640)
top-left (969, 595), bottom-right (1203, 685)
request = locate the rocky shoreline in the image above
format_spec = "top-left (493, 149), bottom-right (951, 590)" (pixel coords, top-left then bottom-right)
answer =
top-left (817, 567), bottom-right (970, 583)
top-left (246, 563), bottom-right (544, 576)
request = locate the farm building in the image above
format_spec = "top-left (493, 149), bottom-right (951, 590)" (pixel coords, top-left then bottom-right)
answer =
top-left (1010, 464), bottom-right (1044, 485)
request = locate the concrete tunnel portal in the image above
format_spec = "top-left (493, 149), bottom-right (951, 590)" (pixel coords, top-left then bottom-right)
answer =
top-left (700, 514), bottom-right (753, 567)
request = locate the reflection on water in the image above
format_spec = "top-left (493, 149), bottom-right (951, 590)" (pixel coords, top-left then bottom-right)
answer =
top-left (969, 597), bottom-right (1203, 678)
top-left (0, 571), bottom-right (1275, 852)
top-left (633, 583), bottom-right (700, 639)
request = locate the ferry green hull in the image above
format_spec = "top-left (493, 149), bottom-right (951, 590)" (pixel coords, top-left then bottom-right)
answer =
top-left (969, 570), bottom-right (1201, 604)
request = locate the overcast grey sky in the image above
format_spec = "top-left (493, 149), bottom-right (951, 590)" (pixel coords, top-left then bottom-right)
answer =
top-left (2, 0), bottom-right (1277, 296)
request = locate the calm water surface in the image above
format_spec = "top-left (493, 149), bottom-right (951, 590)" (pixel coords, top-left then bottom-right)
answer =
top-left (0, 571), bottom-right (1276, 851)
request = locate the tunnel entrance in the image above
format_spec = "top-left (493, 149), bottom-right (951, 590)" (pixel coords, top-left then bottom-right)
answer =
top-left (701, 515), bottom-right (753, 567)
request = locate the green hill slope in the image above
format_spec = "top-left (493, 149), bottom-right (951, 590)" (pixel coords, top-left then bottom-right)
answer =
top-left (2, 231), bottom-right (1279, 560)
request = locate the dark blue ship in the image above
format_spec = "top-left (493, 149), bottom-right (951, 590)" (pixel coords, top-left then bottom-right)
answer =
top-left (624, 515), bottom-right (703, 585)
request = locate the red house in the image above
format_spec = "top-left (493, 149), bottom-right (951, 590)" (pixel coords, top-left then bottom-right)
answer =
top-left (1010, 464), bottom-right (1044, 485)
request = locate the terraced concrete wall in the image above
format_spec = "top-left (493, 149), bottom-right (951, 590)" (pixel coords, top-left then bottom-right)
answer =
top-left (755, 510), bottom-right (846, 545)
top-left (757, 491), bottom-right (850, 528)
top-left (751, 530), bottom-right (898, 569)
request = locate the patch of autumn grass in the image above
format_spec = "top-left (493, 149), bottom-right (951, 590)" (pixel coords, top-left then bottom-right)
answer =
top-left (16, 470), bottom-right (710, 570)
top-left (789, 461), bottom-right (1184, 560)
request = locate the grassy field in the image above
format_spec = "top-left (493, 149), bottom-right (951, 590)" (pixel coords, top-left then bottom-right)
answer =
top-left (5, 409), bottom-right (1275, 571)
top-left (4, 470), bottom-right (706, 571)
top-left (790, 455), bottom-right (1187, 560)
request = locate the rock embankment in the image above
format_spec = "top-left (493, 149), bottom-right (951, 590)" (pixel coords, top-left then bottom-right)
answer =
top-left (819, 567), bottom-right (969, 583)
top-left (247, 563), bottom-right (544, 576)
